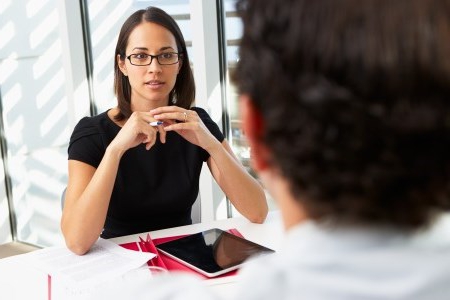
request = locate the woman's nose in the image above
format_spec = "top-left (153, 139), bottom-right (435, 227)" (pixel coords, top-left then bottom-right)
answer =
top-left (147, 57), bottom-right (162, 73)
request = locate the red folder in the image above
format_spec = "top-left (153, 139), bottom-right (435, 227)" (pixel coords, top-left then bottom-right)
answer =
top-left (120, 229), bottom-right (243, 279)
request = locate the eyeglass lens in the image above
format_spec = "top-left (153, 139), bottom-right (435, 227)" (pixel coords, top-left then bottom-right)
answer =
top-left (128, 53), bottom-right (179, 66)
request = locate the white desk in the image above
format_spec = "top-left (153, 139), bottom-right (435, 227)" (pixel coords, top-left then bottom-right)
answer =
top-left (0, 211), bottom-right (283, 300)
top-left (110, 210), bottom-right (283, 250)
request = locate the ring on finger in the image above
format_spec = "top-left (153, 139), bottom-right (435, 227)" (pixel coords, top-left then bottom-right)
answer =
top-left (183, 112), bottom-right (187, 123)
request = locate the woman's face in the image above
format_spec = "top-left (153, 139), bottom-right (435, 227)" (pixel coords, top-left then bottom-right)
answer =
top-left (118, 21), bottom-right (180, 107)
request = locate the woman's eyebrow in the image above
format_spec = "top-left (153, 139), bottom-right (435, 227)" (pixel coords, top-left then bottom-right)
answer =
top-left (132, 47), bottom-right (148, 51)
top-left (160, 46), bottom-right (175, 51)
top-left (131, 46), bottom-right (176, 52)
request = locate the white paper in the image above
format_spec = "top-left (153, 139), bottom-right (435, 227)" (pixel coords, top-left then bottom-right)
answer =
top-left (24, 238), bottom-right (155, 288)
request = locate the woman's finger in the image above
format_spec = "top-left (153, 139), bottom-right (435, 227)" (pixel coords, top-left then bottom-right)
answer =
top-left (145, 137), bottom-right (156, 150)
top-left (164, 121), bottom-right (196, 132)
top-left (154, 111), bottom-right (197, 123)
top-left (143, 128), bottom-right (157, 148)
top-left (154, 112), bottom-right (184, 122)
top-left (150, 106), bottom-right (185, 115)
top-left (157, 124), bottom-right (166, 144)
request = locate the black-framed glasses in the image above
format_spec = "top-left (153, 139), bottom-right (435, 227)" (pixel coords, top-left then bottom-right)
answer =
top-left (126, 52), bottom-right (181, 66)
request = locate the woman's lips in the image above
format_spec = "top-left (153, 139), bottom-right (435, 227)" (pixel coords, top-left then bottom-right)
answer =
top-left (145, 80), bottom-right (164, 89)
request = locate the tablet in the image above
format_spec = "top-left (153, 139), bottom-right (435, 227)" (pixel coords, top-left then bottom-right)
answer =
top-left (156, 228), bottom-right (275, 277)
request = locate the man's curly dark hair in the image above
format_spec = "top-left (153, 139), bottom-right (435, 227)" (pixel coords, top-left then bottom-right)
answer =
top-left (233, 0), bottom-right (450, 229)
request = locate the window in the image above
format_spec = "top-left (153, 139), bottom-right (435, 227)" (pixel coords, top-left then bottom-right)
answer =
top-left (0, 1), bottom-right (90, 247)
top-left (0, 0), bottom-right (275, 248)
top-left (221, 0), bottom-right (277, 211)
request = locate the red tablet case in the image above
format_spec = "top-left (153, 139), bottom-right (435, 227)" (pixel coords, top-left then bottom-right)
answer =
top-left (120, 229), bottom-right (243, 279)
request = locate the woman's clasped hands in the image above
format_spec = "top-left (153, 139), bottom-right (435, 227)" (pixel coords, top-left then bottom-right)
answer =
top-left (111, 111), bottom-right (165, 151)
top-left (112, 105), bottom-right (217, 152)
top-left (151, 106), bottom-right (218, 151)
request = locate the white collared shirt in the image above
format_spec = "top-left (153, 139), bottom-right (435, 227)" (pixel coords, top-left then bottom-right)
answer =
top-left (234, 215), bottom-right (450, 300)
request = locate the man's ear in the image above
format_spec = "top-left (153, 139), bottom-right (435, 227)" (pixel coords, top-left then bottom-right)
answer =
top-left (117, 54), bottom-right (128, 76)
top-left (240, 94), bottom-right (271, 171)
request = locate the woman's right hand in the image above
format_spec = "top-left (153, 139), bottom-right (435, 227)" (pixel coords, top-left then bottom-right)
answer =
top-left (110, 111), bottom-right (166, 152)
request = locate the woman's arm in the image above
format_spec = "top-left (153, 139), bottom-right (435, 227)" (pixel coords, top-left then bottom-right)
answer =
top-left (206, 140), bottom-right (268, 223)
top-left (61, 148), bottom-right (122, 255)
top-left (61, 111), bottom-right (164, 255)
top-left (151, 106), bottom-right (268, 223)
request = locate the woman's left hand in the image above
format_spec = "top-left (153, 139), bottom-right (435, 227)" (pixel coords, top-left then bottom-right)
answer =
top-left (151, 106), bottom-right (218, 151)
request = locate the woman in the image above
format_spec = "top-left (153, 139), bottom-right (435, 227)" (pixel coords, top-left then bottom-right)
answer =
top-left (61, 6), bottom-right (267, 255)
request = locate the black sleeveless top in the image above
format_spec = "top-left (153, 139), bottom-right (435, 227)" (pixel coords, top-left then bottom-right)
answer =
top-left (68, 107), bottom-right (224, 238)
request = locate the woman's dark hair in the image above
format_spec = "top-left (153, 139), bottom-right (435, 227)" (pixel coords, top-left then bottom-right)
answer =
top-left (233, 0), bottom-right (450, 229)
top-left (114, 6), bottom-right (195, 121)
